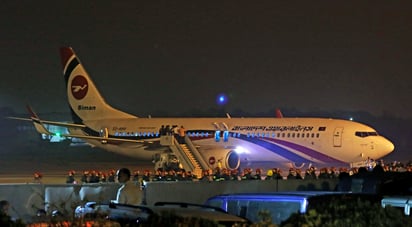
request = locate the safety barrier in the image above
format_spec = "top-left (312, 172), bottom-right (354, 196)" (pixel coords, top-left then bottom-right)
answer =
top-left (0, 179), bottom-right (339, 223)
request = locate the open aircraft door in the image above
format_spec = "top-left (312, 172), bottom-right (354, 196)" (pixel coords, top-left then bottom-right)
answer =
top-left (333, 127), bottom-right (343, 147)
top-left (213, 122), bottom-right (230, 142)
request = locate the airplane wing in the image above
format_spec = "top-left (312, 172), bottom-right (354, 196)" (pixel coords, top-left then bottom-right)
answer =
top-left (53, 131), bottom-right (151, 144)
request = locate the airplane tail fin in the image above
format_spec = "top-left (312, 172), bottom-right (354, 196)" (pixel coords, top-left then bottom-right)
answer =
top-left (275, 108), bottom-right (284, 118)
top-left (60, 47), bottom-right (137, 123)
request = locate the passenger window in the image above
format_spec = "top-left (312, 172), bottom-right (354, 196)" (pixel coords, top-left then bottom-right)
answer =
top-left (207, 200), bottom-right (223, 210)
top-left (235, 200), bottom-right (301, 225)
top-left (227, 201), bottom-right (240, 216)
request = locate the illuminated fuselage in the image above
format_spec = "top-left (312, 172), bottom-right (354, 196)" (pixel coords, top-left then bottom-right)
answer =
top-left (79, 117), bottom-right (394, 170)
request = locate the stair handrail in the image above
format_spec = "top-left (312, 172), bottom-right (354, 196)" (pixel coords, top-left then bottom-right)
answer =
top-left (183, 135), bottom-right (210, 170)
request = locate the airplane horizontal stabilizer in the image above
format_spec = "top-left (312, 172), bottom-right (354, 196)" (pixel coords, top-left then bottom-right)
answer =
top-left (8, 106), bottom-right (152, 145)
top-left (31, 117), bottom-right (54, 135)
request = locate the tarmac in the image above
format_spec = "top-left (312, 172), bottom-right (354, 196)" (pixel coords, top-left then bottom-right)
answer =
top-left (0, 140), bottom-right (153, 184)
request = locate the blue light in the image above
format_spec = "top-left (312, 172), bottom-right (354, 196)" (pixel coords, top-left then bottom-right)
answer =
top-left (216, 93), bottom-right (228, 106)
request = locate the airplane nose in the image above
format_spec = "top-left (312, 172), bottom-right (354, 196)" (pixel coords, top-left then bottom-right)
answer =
top-left (386, 139), bottom-right (395, 153)
top-left (381, 137), bottom-right (395, 156)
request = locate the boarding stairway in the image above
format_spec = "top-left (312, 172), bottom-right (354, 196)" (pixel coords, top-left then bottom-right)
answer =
top-left (160, 135), bottom-right (209, 178)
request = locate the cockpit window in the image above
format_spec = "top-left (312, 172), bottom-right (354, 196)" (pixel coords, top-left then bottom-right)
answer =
top-left (355, 131), bottom-right (378, 138)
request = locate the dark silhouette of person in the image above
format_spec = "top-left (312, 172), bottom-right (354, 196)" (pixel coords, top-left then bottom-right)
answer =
top-left (113, 168), bottom-right (143, 205)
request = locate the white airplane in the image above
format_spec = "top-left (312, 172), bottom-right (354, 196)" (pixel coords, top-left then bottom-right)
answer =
top-left (12, 47), bottom-right (395, 172)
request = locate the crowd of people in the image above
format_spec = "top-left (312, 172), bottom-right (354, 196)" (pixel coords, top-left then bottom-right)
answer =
top-left (57, 160), bottom-right (412, 185)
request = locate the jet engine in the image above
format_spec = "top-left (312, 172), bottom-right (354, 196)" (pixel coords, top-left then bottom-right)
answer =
top-left (200, 149), bottom-right (241, 170)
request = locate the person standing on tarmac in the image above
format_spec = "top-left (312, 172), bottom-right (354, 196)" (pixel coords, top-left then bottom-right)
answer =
top-left (113, 168), bottom-right (143, 205)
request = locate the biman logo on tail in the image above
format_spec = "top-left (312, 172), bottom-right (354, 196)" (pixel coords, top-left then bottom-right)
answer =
top-left (71, 75), bottom-right (88, 100)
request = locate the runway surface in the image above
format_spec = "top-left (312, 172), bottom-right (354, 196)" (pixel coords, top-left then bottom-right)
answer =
top-left (0, 140), bottom-right (153, 184)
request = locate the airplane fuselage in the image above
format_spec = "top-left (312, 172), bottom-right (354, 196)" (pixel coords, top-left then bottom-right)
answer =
top-left (79, 116), bottom-right (393, 169)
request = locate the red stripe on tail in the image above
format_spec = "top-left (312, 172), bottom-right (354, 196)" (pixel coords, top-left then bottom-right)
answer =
top-left (60, 47), bottom-right (74, 68)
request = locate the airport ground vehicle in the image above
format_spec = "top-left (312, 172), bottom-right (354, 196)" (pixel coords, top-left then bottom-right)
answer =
top-left (381, 196), bottom-right (412, 216)
top-left (74, 201), bottom-right (251, 226)
top-left (204, 191), bottom-right (382, 225)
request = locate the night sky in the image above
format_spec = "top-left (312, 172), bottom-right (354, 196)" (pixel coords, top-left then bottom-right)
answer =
top-left (1, 1), bottom-right (412, 119)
